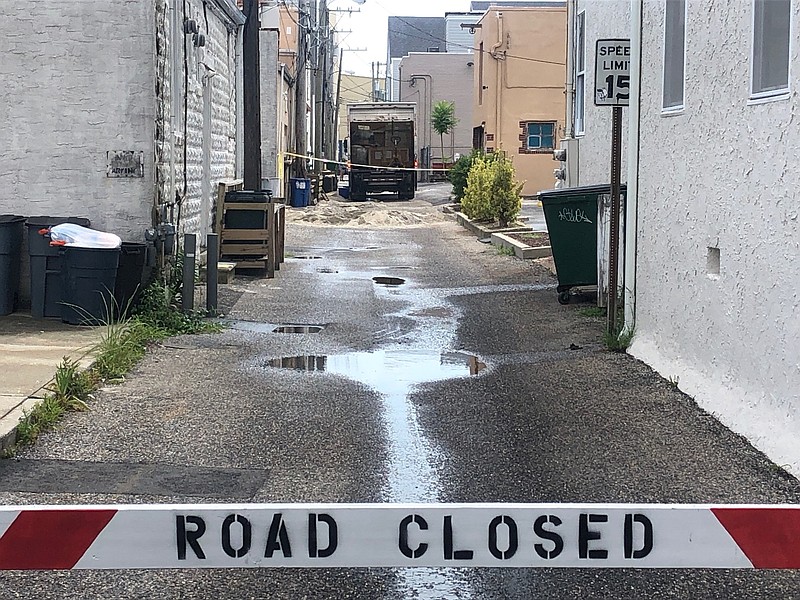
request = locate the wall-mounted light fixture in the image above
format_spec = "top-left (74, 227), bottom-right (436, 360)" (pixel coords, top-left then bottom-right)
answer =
top-left (460, 23), bottom-right (481, 34)
top-left (193, 33), bottom-right (206, 47)
top-left (184, 18), bottom-right (198, 34)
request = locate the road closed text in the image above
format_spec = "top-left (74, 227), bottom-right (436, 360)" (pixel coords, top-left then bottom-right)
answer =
top-left (174, 510), bottom-right (655, 567)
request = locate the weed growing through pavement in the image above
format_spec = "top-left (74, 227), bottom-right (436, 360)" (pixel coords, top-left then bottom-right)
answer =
top-left (9, 263), bottom-right (221, 453)
top-left (578, 307), bottom-right (606, 318)
top-left (603, 327), bottom-right (633, 352)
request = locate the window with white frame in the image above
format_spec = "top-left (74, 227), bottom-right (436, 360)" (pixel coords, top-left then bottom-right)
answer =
top-left (519, 121), bottom-right (556, 154)
top-left (752, 0), bottom-right (791, 97)
top-left (662, 0), bottom-right (686, 111)
top-left (575, 11), bottom-right (586, 134)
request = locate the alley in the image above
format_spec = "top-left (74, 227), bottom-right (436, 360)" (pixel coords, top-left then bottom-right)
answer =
top-left (1, 200), bottom-right (799, 598)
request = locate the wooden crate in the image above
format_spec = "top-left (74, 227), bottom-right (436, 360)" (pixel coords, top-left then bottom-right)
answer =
top-left (215, 180), bottom-right (286, 278)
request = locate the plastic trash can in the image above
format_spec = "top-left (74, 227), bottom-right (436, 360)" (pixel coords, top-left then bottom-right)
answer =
top-left (26, 216), bottom-right (90, 318)
top-left (539, 185), bottom-right (626, 304)
top-left (114, 242), bottom-right (147, 315)
top-left (61, 247), bottom-right (120, 325)
top-left (290, 178), bottom-right (311, 208)
top-left (0, 215), bottom-right (25, 316)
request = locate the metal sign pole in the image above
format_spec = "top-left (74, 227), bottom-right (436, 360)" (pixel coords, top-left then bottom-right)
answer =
top-left (594, 38), bottom-right (630, 336)
top-left (607, 106), bottom-right (622, 334)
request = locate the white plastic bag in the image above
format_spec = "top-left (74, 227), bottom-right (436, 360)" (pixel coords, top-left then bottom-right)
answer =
top-left (47, 223), bottom-right (122, 249)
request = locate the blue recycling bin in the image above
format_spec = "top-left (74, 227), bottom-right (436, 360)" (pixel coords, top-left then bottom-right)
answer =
top-left (290, 178), bottom-right (311, 208)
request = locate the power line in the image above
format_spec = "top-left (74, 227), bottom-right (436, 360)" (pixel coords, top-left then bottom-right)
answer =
top-left (380, 8), bottom-right (566, 67)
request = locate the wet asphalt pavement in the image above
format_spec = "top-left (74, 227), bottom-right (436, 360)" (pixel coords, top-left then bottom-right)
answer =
top-left (2, 191), bottom-right (800, 598)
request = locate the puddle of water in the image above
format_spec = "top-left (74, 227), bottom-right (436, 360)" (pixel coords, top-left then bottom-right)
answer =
top-left (268, 349), bottom-right (482, 600)
top-left (268, 355), bottom-right (328, 370)
top-left (216, 319), bottom-right (277, 334)
top-left (267, 350), bottom-right (485, 379)
top-left (272, 325), bottom-right (325, 334)
top-left (373, 276), bottom-right (406, 286)
top-left (370, 265), bottom-right (416, 271)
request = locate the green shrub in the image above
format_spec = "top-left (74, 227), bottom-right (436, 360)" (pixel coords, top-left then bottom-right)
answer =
top-left (449, 153), bottom-right (473, 201)
top-left (461, 156), bottom-right (494, 221)
top-left (489, 153), bottom-right (523, 227)
top-left (460, 152), bottom-right (523, 226)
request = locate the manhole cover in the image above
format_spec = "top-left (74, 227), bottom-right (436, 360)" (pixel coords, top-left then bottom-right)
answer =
top-left (373, 276), bottom-right (405, 286)
top-left (272, 325), bottom-right (325, 334)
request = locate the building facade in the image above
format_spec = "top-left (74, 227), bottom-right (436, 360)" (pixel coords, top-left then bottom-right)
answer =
top-left (629, 0), bottom-right (800, 475)
top-left (386, 16), bottom-right (446, 101)
top-left (399, 53), bottom-right (475, 179)
top-left (471, 6), bottom-right (567, 196)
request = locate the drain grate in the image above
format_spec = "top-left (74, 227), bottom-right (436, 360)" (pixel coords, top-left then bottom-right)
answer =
top-left (294, 255), bottom-right (323, 260)
top-left (272, 325), bottom-right (325, 334)
top-left (373, 276), bottom-right (405, 286)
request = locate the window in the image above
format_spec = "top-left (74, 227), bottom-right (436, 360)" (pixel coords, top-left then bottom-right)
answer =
top-left (663, 0), bottom-right (686, 111)
top-left (752, 0), bottom-right (791, 98)
top-left (519, 121), bottom-right (555, 154)
top-left (575, 11), bottom-right (586, 134)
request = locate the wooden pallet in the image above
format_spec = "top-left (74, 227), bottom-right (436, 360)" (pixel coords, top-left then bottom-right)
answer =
top-left (215, 180), bottom-right (286, 278)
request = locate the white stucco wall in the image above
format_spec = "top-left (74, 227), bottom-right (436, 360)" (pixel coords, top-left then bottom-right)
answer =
top-left (630, 1), bottom-right (800, 475)
top-left (0, 1), bottom-right (156, 239)
top-left (573, 0), bottom-right (629, 187)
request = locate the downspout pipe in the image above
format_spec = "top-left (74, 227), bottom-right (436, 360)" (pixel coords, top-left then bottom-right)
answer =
top-left (624, 0), bottom-right (643, 335)
top-left (565, 0), bottom-right (576, 138)
top-left (490, 11), bottom-right (505, 149)
top-left (410, 74), bottom-right (432, 180)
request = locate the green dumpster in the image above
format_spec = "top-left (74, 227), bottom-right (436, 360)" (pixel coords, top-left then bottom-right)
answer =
top-left (539, 184), bottom-right (626, 305)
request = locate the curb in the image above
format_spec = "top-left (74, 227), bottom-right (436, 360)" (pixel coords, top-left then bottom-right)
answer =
top-left (490, 232), bottom-right (552, 260)
top-left (454, 212), bottom-right (532, 238)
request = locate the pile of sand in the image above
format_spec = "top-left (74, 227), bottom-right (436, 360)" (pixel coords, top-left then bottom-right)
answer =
top-left (285, 198), bottom-right (448, 228)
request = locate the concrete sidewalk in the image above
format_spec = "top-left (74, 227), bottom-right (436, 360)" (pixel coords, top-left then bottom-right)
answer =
top-left (0, 313), bottom-right (101, 449)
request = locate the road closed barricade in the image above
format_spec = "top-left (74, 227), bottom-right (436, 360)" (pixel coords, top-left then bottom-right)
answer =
top-left (0, 503), bottom-right (797, 570)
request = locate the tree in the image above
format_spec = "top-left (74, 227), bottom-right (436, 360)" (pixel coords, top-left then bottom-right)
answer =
top-left (431, 100), bottom-right (459, 166)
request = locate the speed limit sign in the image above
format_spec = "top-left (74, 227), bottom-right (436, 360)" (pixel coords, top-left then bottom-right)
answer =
top-left (595, 39), bottom-right (630, 106)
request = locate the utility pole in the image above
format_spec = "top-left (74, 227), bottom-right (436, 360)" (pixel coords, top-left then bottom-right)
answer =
top-left (294, 0), bottom-right (308, 179)
top-left (243, 0), bottom-right (261, 189)
top-left (371, 62), bottom-right (376, 101)
top-left (314, 0), bottom-right (328, 172)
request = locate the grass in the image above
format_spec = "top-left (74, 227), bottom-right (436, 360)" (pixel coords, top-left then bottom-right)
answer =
top-left (603, 326), bottom-right (634, 352)
top-left (496, 245), bottom-right (516, 257)
top-left (8, 273), bottom-right (222, 452)
top-left (577, 307), bottom-right (606, 318)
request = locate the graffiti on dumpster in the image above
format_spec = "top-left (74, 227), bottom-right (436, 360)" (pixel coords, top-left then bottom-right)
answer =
top-left (558, 207), bottom-right (593, 224)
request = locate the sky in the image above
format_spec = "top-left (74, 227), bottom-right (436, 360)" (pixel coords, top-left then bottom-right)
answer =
top-left (329, 0), bottom-right (472, 77)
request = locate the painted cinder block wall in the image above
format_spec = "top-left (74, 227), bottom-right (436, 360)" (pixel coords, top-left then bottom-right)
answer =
top-left (0, 0), bottom-right (241, 244)
top-left (0, 1), bottom-right (156, 239)
top-left (630, 1), bottom-right (800, 475)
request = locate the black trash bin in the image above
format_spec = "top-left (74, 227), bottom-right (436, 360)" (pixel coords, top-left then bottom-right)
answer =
top-left (0, 215), bottom-right (25, 316)
top-left (114, 242), bottom-right (147, 315)
top-left (26, 216), bottom-right (91, 318)
top-left (61, 247), bottom-right (120, 325)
